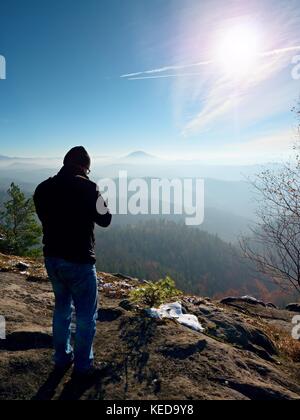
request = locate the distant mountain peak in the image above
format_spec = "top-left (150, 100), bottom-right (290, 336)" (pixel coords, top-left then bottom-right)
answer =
top-left (124, 151), bottom-right (157, 161)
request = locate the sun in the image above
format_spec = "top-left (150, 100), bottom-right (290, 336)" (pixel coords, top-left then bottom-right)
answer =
top-left (215, 23), bottom-right (261, 78)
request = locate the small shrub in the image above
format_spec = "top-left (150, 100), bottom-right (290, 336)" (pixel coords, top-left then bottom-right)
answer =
top-left (129, 276), bottom-right (183, 308)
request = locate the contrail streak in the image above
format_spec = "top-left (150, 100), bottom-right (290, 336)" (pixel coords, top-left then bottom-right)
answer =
top-left (260, 45), bottom-right (300, 57)
top-left (121, 72), bottom-right (145, 78)
top-left (121, 45), bottom-right (300, 80)
top-left (129, 72), bottom-right (206, 80)
top-left (121, 60), bottom-right (213, 79)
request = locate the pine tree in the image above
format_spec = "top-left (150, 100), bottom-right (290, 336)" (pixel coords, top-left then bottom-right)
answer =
top-left (0, 183), bottom-right (42, 256)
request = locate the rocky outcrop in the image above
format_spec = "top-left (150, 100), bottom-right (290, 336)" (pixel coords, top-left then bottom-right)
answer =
top-left (182, 298), bottom-right (278, 362)
top-left (0, 254), bottom-right (300, 400)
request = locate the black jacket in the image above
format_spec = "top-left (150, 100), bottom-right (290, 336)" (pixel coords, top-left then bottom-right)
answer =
top-left (34, 166), bottom-right (112, 264)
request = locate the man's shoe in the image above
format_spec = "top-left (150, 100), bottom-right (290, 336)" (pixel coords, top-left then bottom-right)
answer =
top-left (71, 362), bottom-right (109, 382)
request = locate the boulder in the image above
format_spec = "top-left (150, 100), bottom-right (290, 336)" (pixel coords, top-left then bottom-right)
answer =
top-left (286, 303), bottom-right (300, 313)
top-left (119, 299), bottom-right (138, 311)
top-left (113, 273), bottom-right (138, 282)
top-left (221, 296), bottom-right (266, 308)
top-left (266, 303), bottom-right (278, 309)
top-left (15, 262), bottom-right (30, 271)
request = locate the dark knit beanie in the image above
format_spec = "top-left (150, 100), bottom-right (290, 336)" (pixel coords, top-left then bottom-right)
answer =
top-left (63, 146), bottom-right (91, 169)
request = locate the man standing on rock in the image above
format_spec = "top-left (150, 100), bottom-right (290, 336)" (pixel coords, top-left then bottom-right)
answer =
top-left (34, 146), bottom-right (112, 380)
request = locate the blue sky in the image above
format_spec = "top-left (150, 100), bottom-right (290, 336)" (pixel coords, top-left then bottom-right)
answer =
top-left (0, 0), bottom-right (299, 163)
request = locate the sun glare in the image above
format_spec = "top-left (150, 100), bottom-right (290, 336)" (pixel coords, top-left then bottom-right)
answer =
top-left (215, 23), bottom-right (261, 78)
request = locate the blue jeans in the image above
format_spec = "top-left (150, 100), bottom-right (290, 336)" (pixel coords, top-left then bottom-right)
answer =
top-left (45, 257), bottom-right (98, 373)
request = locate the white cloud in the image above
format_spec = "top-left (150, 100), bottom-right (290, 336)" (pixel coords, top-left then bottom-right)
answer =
top-left (219, 128), bottom-right (297, 164)
top-left (182, 51), bottom-right (295, 136)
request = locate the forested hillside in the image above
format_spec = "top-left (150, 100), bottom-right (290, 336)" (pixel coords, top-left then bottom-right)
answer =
top-left (95, 220), bottom-right (283, 303)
